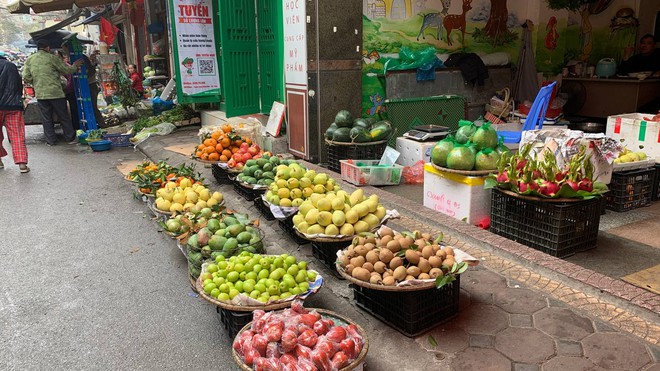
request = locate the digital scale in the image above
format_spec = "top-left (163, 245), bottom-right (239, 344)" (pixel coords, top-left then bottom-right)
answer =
top-left (403, 125), bottom-right (450, 142)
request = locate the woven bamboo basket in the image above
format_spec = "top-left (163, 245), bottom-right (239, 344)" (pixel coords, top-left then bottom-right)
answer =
top-left (232, 308), bottom-right (369, 371)
top-left (336, 259), bottom-right (437, 292)
top-left (431, 163), bottom-right (497, 176)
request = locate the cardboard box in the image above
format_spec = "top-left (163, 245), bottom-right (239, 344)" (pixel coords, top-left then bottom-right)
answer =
top-left (606, 113), bottom-right (660, 159)
top-left (395, 137), bottom-right (437, 167)
top-left (423, 164), bottom-right (491, 225)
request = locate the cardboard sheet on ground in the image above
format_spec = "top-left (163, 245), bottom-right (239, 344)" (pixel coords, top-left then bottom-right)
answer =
top-left (622, 264), bottom-right (660, 295)
top-left (164, 143), bottom-right (198, 156)
top-left (116, 160), bottom-right (144, 176)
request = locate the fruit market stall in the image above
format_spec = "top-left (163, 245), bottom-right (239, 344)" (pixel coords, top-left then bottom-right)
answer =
top-left (336, 226), bottom-right (477, 337)
top-left (120, 151), bottom-right (481, 370)
top-left (484, 143), bottom-right (610, 258)
top-left (232, 302), bottom-right (369, 370)
top-left (324, 110), bottom-right (394, 173)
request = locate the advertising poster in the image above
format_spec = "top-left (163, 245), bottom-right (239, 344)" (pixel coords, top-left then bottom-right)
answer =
top-left (170, 0), bottom-right (220, 101)
top-left (283, 0), bottom-right (308, 158)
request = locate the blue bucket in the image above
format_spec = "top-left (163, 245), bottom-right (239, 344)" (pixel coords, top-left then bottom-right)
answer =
top-left (89, 139), bottom-right (112, 152)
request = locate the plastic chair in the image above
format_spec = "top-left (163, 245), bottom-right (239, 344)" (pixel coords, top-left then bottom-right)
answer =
top-left (499, 81), bottom-right (557, 144)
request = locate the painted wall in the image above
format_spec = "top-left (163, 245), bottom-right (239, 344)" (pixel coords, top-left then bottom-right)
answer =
top-left (361, 0), bottom-right (645, 118)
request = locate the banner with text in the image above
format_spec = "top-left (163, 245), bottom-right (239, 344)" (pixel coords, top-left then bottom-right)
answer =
top-left (283, 0), bottom-right (306, 87)
top-left (170, 0), bottom-right (220, 100)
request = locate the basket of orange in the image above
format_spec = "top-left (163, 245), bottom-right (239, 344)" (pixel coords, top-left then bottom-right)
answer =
top-left (193, 124), bottom-right (255, 165)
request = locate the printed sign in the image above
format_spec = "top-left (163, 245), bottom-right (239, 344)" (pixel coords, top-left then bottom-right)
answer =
top-left (283, 0), bottom-right (306, 86)
top-left (170, 0), bottom-right (220, 100)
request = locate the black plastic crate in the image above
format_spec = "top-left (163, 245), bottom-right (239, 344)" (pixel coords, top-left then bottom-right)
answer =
top-left (217, 307), bottom-right (253, 340)
top-left (311, 240), bottom-right (352, 279)
top-left (254, 197), bottom-right (276, 221)
top-left (351, 276), bottom-right (460, 337)
top-left (278, 217), bottom-right (310, 245)
top-left (605, 168), bottom-right (654, 212)
top-left (490, 188), bottom-right (601, 258)
top-left (102, 133), bottom-right (134, 147)
top-left (211, 164), bottom-right (233, 185)
top-left (652, 164), bottom-right (660, 201)
top-left (233, 182), bottom-right (265, 202)
top-left (325, 140), bottom-right (388, 173)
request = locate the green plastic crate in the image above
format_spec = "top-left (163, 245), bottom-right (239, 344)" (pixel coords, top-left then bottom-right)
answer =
top-left (384, 95), bottom-right (466, 147)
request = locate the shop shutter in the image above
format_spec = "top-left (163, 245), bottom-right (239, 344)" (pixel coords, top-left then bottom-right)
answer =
top-left (256, 0), bottom-right (283, 114)
top-left (218, 0), bottom-right (260, 117)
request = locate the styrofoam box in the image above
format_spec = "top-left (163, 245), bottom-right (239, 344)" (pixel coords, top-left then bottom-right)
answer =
top-left (423, 164), bottom-right (491, 225)
top-left (606, 113), bottom-right (660, 159)
top-left (395, 137), bottom-right (438, 166)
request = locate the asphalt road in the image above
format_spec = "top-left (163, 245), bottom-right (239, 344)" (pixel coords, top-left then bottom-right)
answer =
top-left (0, 127), bottom-right (239, 370)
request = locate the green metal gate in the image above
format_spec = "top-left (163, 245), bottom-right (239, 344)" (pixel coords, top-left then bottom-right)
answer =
top-left (218, 0), bottom-right (260, 117)
top-left (216, 0), bottom-right (283, 117)
top-left (256, 0), bottom-right (283, 114)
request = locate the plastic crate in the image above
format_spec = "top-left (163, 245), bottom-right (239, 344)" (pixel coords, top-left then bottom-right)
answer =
top-left (383, 95), bottom-right (466, 147)
top-left (326, 140), bottom-right (388, 173)
top-left (653, 164), bottom-right (660, 201)
top-left (102, 133), bottom-right (134, 147)
top-left (351, 276), bottom-right (460, 337)
top-left (217, 307), bottom-right (254, 340)
top-left (340, 160), bottom-right (403, 186)
top-left (254, 197), bottom-right (276, 221)
top-left (311, 240), bottom-right (352, 279)
top-left (211, 164), bottom-right (233, 185)
top-left (233, 182), bottom-right (265, 202)
top-left (490, 188), bottom-right (601, 258)
top-left (605, 168), bottom-right (654, 212)
top-left (278, 217), bottom-right (310, 245)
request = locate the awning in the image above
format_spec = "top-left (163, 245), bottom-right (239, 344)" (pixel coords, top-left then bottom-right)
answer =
top-left (8, 0), bottom-right (117, 14)
top-left (72, 4), bottom-right (111, 26)
top-left (27, 30), bottom-right (94, 49)
top-left (29, 8), bottom-right (83, 39)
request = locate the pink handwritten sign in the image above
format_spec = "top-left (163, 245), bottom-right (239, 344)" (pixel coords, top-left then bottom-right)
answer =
top-left (426, 191), bottom-right (461, 217)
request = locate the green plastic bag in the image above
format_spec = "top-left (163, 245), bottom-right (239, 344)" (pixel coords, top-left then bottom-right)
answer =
top-left (384, 47), bottom-right (439, 73)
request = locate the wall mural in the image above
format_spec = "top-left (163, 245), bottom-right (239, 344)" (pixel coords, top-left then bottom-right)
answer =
top-left (361, 0), bottom-right (526, 118)
top-left (361, 0), bottom-right (640, 118)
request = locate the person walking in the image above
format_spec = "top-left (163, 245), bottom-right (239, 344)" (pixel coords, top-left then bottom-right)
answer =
top-left (0, 51), bottom-right (29, 173)
top-left (22, 39), bottom-right (83, 146)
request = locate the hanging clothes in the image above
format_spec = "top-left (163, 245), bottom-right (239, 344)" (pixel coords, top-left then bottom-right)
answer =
top-left (513, 21), bottom-right (539, 104)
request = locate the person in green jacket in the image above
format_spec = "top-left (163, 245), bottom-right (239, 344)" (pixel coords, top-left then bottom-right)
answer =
top-left (22, 40), bottom-right (83, 146)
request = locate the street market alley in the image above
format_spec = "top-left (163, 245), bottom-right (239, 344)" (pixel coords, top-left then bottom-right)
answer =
top-left (1, 126), bottom-right (658, 371)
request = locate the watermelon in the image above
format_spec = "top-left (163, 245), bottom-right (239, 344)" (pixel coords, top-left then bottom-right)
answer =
top-left (369, 121), bottom-right (393, 141)
top-left (332, 127), bottom-right (352, 142)
top-left (325, 123), bottom-right (338, 140)
top-left (350, 127), bottom-right (371, 143)
top-left (335, 110), bottom-right (354, 128)
top-left (364, 117), bottom-right (378, 126)
top-left (353, 118), bottom-right (370, 129)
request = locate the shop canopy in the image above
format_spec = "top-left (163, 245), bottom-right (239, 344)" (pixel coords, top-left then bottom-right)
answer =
top-left (27, 30), bottom-right (93, 49)
top-left (7, 0), bottom-right (116, 14)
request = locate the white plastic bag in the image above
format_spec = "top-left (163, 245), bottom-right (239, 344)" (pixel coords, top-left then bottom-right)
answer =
top-left (132, 122), bottom-right (177, 145)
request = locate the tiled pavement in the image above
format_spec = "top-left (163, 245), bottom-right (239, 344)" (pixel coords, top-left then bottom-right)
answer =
top-left (137, 129), bottom-right (659, 370)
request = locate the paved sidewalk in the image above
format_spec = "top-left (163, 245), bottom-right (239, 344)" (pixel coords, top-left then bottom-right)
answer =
top-left (137, 128), bottom-right (659, 370)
